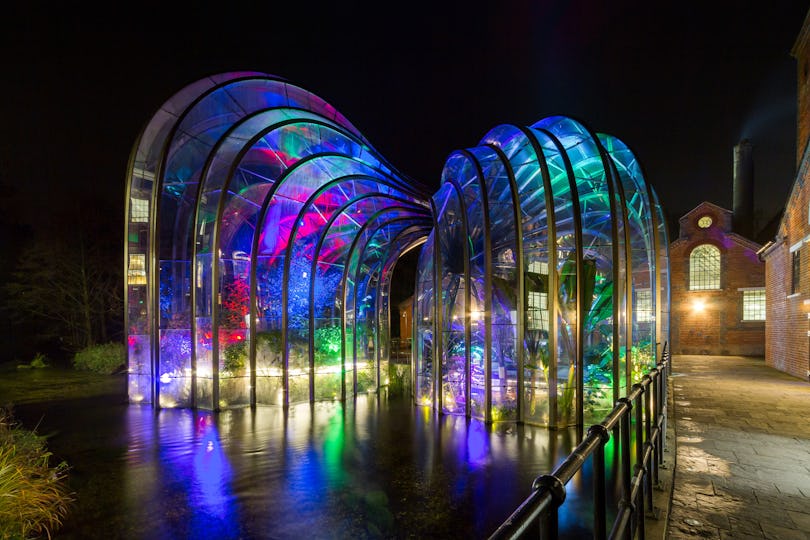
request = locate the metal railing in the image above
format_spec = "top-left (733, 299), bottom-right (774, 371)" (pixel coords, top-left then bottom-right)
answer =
top-left (489, 342), bottom-right (670, 540)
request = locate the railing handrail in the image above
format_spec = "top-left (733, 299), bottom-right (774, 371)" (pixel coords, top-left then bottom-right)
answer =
top-left (489, 342), bottom-right (670, 539)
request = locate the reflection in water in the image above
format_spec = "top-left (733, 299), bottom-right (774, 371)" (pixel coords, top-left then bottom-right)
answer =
top-left (123, 409), bottom-right (241, 539)
top-left (19, 392), bottom-right (616, 539)
top-left (192, 415), bottom-right (234, 521)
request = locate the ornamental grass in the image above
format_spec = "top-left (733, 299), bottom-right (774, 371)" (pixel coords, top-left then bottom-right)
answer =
top-left (0, 408), bottom-right (73, 540)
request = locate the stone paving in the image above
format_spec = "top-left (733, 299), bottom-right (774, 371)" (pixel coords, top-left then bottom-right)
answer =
top-left (665, 355), bottom-right (810, 540)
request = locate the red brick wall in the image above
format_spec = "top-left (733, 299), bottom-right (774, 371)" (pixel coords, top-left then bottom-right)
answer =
top-left (763, 12), bottom-right (810, 381)
top-left (763, 166), bottom-right (810, 380)
top-left (764, 242), bottom-right (787, 370)
top-left (670, 204), bottom-right (765, 356)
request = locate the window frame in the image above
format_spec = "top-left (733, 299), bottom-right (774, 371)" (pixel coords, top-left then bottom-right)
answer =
top-left (634, 288), bottom-right (653, 323)
top-left (792, 249), bottom-right (801, 295)
top-left (689, 243), bottom-right (721, 291)
top-left (740, 288), bottom-right (765, 322)
top-left (130, 197), bottom-right (149, 223)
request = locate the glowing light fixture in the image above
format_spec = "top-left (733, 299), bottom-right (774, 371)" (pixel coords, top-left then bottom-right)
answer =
top-left (692, 299), bottom-right (706, 313)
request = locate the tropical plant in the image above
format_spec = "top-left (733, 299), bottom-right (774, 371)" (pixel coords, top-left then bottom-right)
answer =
top-left (387, 363), bottom-right (410, 397)
top-left (314, 325), bottom-right (342, 363)
top-left (630, 339), bottom-right (654, 384)
top-left (555, 254), bottom-right (593, 422)
top-left (256, 330), bottom-right (282, 369)
top-left (555, 252), bottom-right (622, 423)
top-left (356, 369), bottom-right (376, 392)
top-left (221, 278), bottom-right (249, 328)
top-left (0, 409), bottom-right (73, 539)
top-left (314, 373), bottom-right (342, 400)
top-left (524, 329), bottom-right (549, 415)
top-left (222, 340), bottom-right (247, 374)
top-left (580, 338), bottom-right (656, 412)
top-left (491, 400), bottom-right (518, 422)
top-left (558, 364), bottom-right (577, 423)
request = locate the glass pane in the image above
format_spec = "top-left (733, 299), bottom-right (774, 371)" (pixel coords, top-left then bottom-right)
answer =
top-left (415, 233), bottom-right (436, 406)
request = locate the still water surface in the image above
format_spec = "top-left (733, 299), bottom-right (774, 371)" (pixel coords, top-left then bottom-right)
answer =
top-left (9, 370), bottom-right (605, 539)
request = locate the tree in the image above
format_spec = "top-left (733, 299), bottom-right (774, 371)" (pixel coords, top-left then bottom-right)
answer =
top-left (4, 198), bottom-right (123, 357)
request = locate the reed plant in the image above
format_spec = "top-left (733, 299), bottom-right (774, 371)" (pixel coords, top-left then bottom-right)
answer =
top-left (0, 408), bottom-right (73, 539)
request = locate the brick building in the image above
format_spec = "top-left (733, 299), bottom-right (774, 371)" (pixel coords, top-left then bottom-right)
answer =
top-left (670, 201), bottom-right (765, 355)
top-left (759, 8), bottom-right (810, 381)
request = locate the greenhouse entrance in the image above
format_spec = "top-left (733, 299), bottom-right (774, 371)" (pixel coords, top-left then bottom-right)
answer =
top-left (125, 72), bottom-right (670, 430)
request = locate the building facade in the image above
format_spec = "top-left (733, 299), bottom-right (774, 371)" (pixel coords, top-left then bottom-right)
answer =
top-left (670, 201), bottom-right (765, 356)
top-left (761, 8), bottom-right (810, 381)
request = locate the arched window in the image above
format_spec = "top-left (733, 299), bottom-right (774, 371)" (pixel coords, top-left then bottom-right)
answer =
top-left (689, 244), bottom-right (720, 290)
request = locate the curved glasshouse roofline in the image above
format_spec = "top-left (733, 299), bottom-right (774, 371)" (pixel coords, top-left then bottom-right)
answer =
top-left (413, 117), bottom-right (669, 427)
top-left (126, 73), bottom-right (669, 426)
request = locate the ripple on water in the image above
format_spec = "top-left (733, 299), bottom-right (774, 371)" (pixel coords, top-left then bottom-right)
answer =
top-left (12, 382), bottom-right (626, 539)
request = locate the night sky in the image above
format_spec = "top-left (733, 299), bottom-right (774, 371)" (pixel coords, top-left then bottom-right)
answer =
top-left (1, 2), bottom-right (808, 243)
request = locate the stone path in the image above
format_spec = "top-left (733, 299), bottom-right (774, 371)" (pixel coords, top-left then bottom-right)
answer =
top-left (666, 355), bottom-right (810, 539)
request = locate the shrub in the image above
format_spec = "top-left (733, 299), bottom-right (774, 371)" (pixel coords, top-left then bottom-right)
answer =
top-left (73, 342), bottom-right (126, 374)
top-left (29, 352), bottom-right (49, 369)
top-left (0, 409), bottom-right (73, 539)
top-left (17, 352), bottom-right (49, 370)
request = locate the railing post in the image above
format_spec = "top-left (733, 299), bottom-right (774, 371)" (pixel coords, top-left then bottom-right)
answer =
top-left (660, 345), bottom-right (669, 461)
top-left (617, 397), bottom-right (633, 539)
top-left (532, 474), bottom-right (566, 539)
top-left (488, 350), bottom-right (671, 540)
top-left (589, 424), bottom-right (610, 540)
top-left (649, 369), bottom-right (660, 495)
top-left (633, 385), bottom-right (645, 539)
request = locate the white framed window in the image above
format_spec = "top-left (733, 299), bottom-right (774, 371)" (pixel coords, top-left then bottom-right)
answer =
top-left (741, 288), bottom-right (765, 321)
top-left (130, 198), bottom-right (149, 223)
top-left (527, 261), bottom-right (548, 275)
top-left (635, 288), bottom-right (653, 322)
top-left (526, 291), bottom-right (549, 331)
top-left (689, 244), bottom-right (720, 290)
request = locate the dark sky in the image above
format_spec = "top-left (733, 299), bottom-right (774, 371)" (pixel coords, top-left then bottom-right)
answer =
top-left (1, 1), bottom-right (808, 241)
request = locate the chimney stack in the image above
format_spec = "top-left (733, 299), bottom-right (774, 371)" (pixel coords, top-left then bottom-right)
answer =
top-left (733, 139), bottom-right (754, 238)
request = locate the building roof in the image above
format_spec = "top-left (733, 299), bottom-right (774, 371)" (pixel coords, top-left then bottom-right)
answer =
top-left (671, 200), bottom-right (762, 252)
top-left (773, 136), bottom-right (810, 243)
top-left (791, 6), bottom-right (810, 58)
top-left (677, 201), bottom-right (732, 224)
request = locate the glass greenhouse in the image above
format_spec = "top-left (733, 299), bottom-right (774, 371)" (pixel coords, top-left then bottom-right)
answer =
top-left (125, 72), bottom-right (669, 426)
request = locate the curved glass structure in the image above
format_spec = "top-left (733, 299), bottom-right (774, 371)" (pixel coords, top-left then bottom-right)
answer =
top-left (126, 73), bottom-right (669, 424)
top-left (413, 118), bottom-right (670, 427)
top-left (125, 72), bottom-right (432, 409)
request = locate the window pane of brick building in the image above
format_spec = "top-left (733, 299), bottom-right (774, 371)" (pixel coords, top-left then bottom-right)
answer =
top-left (689, 244), bottom-right (720, 290)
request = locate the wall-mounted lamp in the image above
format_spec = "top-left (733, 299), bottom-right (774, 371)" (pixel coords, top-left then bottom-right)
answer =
top-left (692, 299), bottom-right (706, 313)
